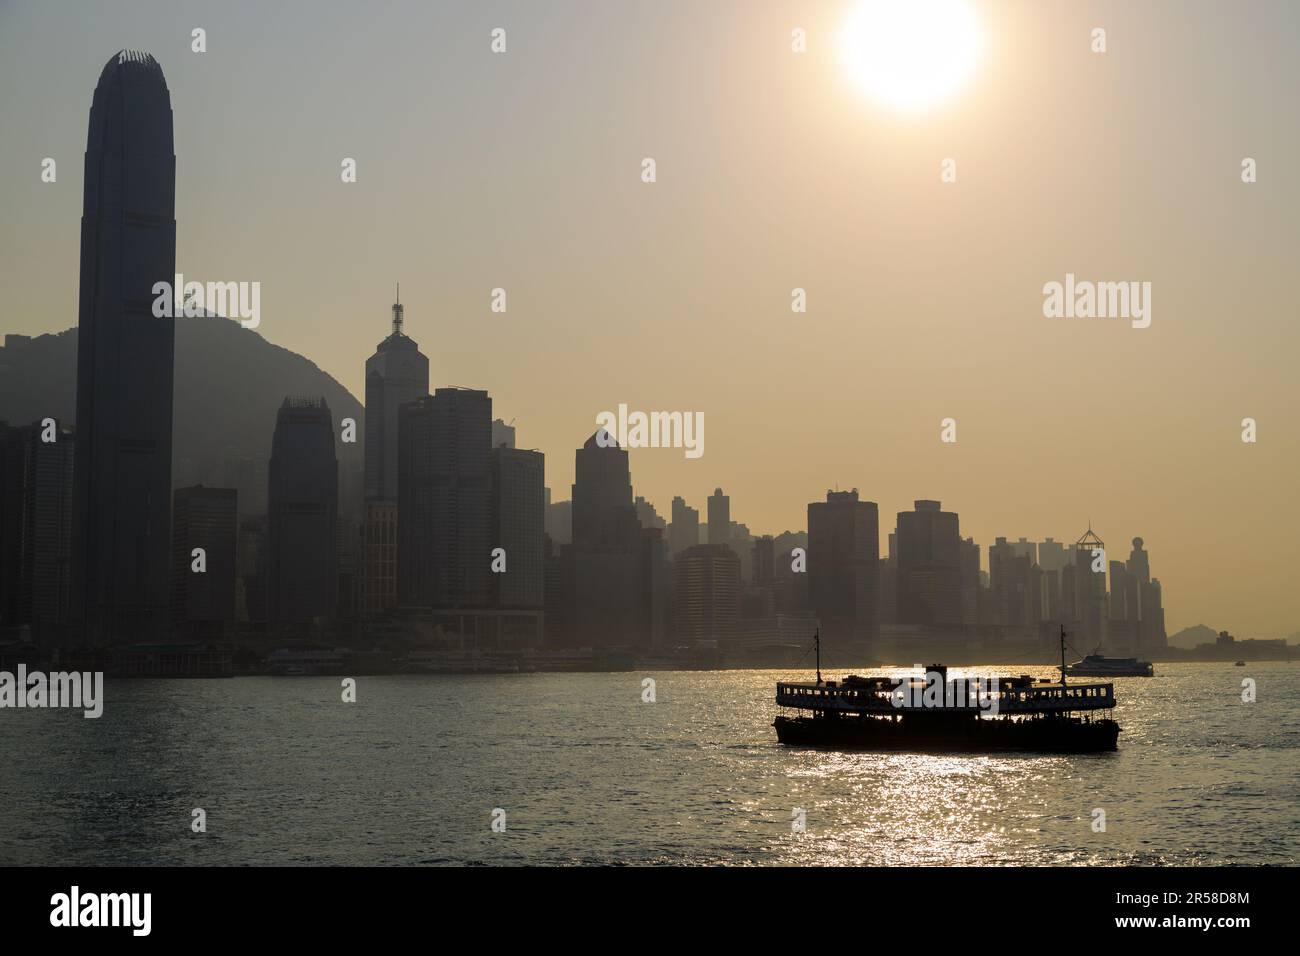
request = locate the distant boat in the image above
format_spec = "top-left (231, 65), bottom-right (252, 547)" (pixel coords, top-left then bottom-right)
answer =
top-left (1063, 654), bottom-right (1153, 678)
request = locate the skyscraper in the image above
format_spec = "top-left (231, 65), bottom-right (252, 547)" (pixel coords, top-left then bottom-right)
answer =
top-left (895, 500), bottom-right (962, 627)
top-left (669, 495), bottom-right (700, 556)
top-left (362, 291), bottom-right (429, 614)
top-left (364, 290), bottom-right (430, 501)
top-left (707, 487), bottom-right (730, 549)
top-left (397, 388), bottom-right (493, 610)
top-left (807, 489), bottom-right (879, 647)
top-left (562, 431), bottom-right (643, 646)
top-left (171, 485), bottom-right (237, 636)
top-left (491, 418), bottom-right (516, 450)
top-left (70, 51), bottom-right (176, 646)
top-left (572, 430), bottom-right (639, 549)
top-left (0, 420), bottom-right (75, 641)
top-left (492, 446), bottom-right (545, 611)
top-left (268, 398), bottom-right (338, 627)
top-left (673, 543), bottom-right (740, 644)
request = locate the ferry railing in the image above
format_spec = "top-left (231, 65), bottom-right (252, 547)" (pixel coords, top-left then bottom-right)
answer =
top-left (775, 681), bottom-right (1115, 714)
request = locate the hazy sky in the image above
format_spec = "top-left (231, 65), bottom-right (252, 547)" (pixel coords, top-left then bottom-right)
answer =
top-left (2, 0), bottom-right (1298, 637)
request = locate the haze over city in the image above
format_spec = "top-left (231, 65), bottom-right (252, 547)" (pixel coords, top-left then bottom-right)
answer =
top-left (2, 0), bottom-right (1299, 638)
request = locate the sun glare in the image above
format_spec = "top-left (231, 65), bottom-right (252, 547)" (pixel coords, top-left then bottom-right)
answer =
top-left (841, 0), bottom-right (984, 112)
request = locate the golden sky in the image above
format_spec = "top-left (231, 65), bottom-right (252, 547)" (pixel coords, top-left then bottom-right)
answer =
top-left (2, 0), bottom-right (1297, 637)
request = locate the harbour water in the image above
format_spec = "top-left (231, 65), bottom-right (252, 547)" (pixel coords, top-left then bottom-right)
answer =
top-left (1, 663), bottom-right (1296, 865)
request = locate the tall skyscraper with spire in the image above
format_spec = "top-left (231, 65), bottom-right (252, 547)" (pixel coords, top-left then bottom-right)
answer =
top-left (70, 51), bottom-right (176, 645)
top-left (364, 287), bottom-right (429, 501)
top-left (362, 288), bottom-right (429, 614)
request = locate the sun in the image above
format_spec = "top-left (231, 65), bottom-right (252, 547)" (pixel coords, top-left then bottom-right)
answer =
top-left (840, 0), bottom-right (984, 112)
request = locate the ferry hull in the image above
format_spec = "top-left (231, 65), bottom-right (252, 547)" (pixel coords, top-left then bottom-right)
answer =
top-left (773, 713), bottom-right (1119, 754)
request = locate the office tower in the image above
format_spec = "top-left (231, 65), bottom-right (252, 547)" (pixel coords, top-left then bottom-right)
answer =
top-left (707, 487), bottom-right (730, 549)
top-left (171, 485), bottom-right (237, 636)
top-left (268, 398), bottom-right (338, 627)
top-left (1126, 537), bottom-right (1167, 650)
top-left (634, 495), bottom-right (666, 531)
top-left (362, 291), bottom-right (429, 614)
top-left (0, 421), bottom-right (75, 640)
top-left (1042, 567), bottom-right (1062, 621)
top-left (70, 51), bottom-right (177, 646)
top-left (989, 536), bottom-right (1034, 626)
top-left (895, 500), bottom-right (962, 627)
top-left (1072, 526), bottom-right (1108, 647)
top-left (752, 535), bottom-right (776, 586)
top-left (491, 418), bottom-right (516, 450)
top-left (959, 537), bottom-right (981, 626)
top-left (639, 527), bottom-right (670, 648)
top-left (492, 446), bottom-right (545, 610)
top-left (669, 496), bottom-right (700, 556)
top-left (1037, 537), bottom-right (1067, 572)
top-left (236, 514), bottom-right (268, 626)
top-left (361, 500), bottom-right (398, 615)
top-left (397, 388), bottom-right (493, 610)
top-left (1011, 537), bottom-right (1037, 565)
top-left (542, 534), bottom-right (564, 645)
top-left (673, 543), bottom-right (740, 643)
top-left (364, 290), bottom-right (430, 500)
top-left (0, 424), bottom-right (23, 628)
top-left (562, 431), bottom-right (642, 647)
top-left (808, 489), bottom-right (879, 646)
top-left (572, 430), bottom-right (639, 549)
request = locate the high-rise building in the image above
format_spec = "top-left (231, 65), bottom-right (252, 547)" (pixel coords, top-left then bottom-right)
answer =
top-left (362, 292), bottom-right (429, 615)
top-left (1126, 536), bottom-right (1166, 650)
top-left (268, 398), bottom-right (338, 627)
top-left (707, 487), bottom-right (730, 549)
top-left (673, 543), bottom-right (740, 643)
top-left (959, 536), bottom-right (981, 625)
top-left (669, 496), bottom-right (700, 556)
top-left (808, 489), bottom-right (879, 646)
top-left (492, 446), bottom-right (545, 610)
top-left (1071, 526), bottom-right (1108, 647)
top-left (634, 495), bottom-right (666, 531)
top-left (364, 291), bottom-right (430, 501)
top-left (0, 420), bottom-right (75, 641)
top-left (171, 485), bottom-right (237, 636)
top-left (71, 51), bottom-right (177, 646)
top-left (397, 388), bottom-right (493, 610)
top-left (491, 418), bottom-right (516, 450)
top-left (989, 537), bottom-right (1035, 626)
top-left (361, 500), bottom-right (398, 615)
top-left (572, 430), bottom-right (639, 549)
top-left (895, 500), bottom-right (962, 627)
top-left (562, 431), bottom-right (643, 647)
top-left (1037, 537), bottom-right (1067, 573)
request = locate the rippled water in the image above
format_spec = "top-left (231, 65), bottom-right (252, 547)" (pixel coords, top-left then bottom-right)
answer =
top-left (2, 663), bottom-right (1297, 865)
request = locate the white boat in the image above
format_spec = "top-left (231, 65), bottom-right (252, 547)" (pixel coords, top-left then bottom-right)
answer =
top-left (1063, 654), bottom-right (1153, 677)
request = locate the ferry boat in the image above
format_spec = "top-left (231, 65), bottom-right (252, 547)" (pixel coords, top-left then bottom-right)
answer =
top-left (773, 628), bottom-right (1120, 754)
top-left (1063, 653), bottom-right (1153, 678)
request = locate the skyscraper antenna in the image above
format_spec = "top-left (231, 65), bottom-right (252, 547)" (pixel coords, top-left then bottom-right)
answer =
top-left (392, 283), bottom-right (404, 335)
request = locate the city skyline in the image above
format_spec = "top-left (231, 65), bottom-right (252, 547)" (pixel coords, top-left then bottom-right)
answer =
top-left (2, 0), bottom-right (1298, 638)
